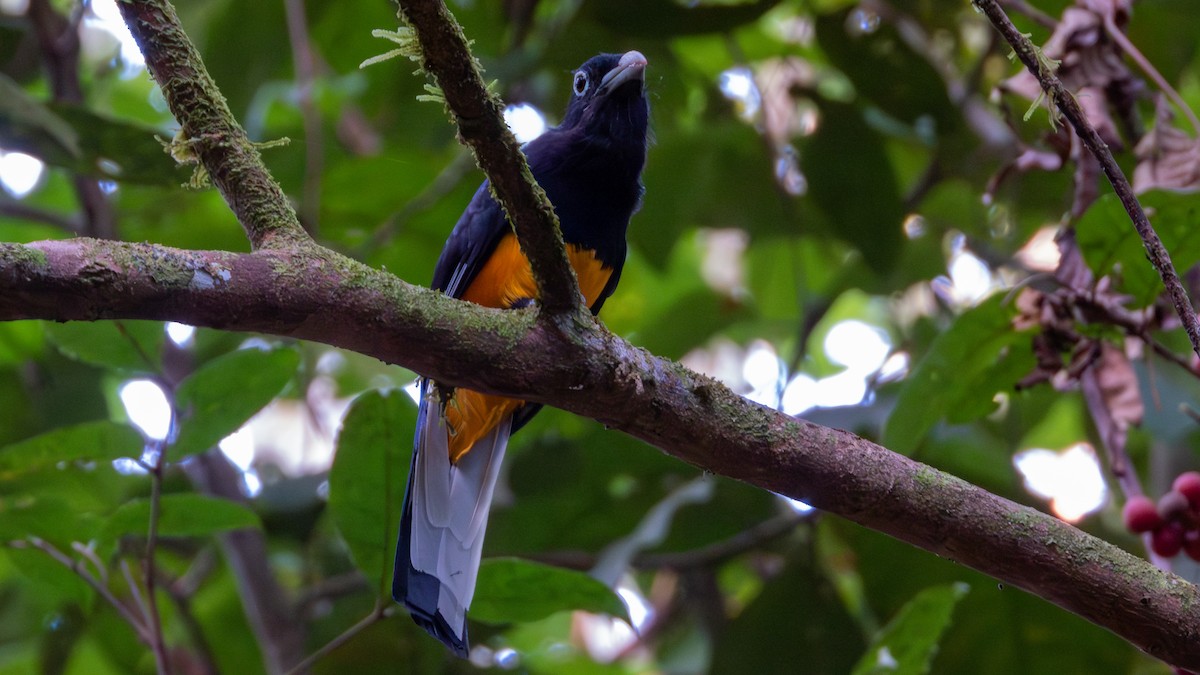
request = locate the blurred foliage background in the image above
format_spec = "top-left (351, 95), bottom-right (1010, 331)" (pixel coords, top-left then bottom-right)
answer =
top-left (2, 0), bottom-right (1200, 672)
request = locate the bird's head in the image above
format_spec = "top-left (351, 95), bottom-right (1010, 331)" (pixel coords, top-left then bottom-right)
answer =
top-left (559, 51), bottom-right (649, 146)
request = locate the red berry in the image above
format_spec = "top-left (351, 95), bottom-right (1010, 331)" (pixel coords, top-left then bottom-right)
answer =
top-left (1158, 490), bottom-right (1191, 521)
top-left (1123, 495), bottom-right (1164, 533)
top-left (1173, 472), bottom-right (1200, 510)
top-left (1152, 522), bottom-right (1185, 558)
top-left (1185, 529), bottom-right (1200, 562)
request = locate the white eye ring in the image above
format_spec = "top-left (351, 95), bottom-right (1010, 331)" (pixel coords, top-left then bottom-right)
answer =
top-left (573, 71), bottom-right (589, 96)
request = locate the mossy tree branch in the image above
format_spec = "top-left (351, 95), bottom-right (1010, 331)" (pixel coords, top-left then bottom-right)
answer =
top-left (116, 0), bottom-right (308, 251)
top-left (3, 238), bottom-right (1200, 668)
top-left (394, 0), bottom-right (583, 315)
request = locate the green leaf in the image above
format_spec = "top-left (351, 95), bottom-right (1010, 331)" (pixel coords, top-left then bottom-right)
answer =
top-left (815, 10), bottom-right (958, 130)
top-left (0, 321), bottom-right (45, 366)
top-left (102, 494), bottom-right (259, 542)
top-left (712, 549), bottom-right (865, 674)
top-left (47, 105), bottom-right (189, 186)
top-left (633, 123), bottom-right (793, 268)
top-left (471, 558), bottom-right (631, 625)
top-left (327, 389), bottom-right (414, 598)
top-left (171, 347), bottom-right (300, 459)
top-left (1076, 191), bottom-right (1200, 307)
top-left (803, 99), bottom-right (906, 274)
top-left (884, 296), bottom-right (1032, 454)
top-left (0, 421), bottom-right (142, 473)
top-left (0, 73), bottom-right (80, 159)
top-left (0, 495), bottom-right (97, 548)
top-left (587, 0), bottom-right (780, 36)
top-left (2, 547), bottom-right (93, 608)
top-left (852, 583), bottom-right (969, 675)
top-left (0, 75), bottom-right (185, 186)
top-left (46, 321), bottom-right (165, 373)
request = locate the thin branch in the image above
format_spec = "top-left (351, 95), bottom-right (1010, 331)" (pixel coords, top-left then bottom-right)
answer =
top-left (0, 199), bottom-right (81, 232)
top-left (5, 237), bottom-right (1200, 667)
top-left (26, 0), bottom-right (117, 239)
top-left (354, 150), bottom-right (475, 256)
top-left (637, 512), bottom-right (807, 570)
top-left (534, 512), bottom-right (808, 570)
top-left (143, 442), bottom-right (172, 675)
top-left (294, 573), bottom-right (370, 619)
top-left (159, 571), bottom-right (220, 675)
top-left (13, 537), bottom-right (153, 644)
top-left (1146, 337), bottom-right (1197, 376)
top-left (1101, 13), bottom-right (1200, 136)
top-left (284, 603), bottom-right (389, 675)
top-left (395, 0), bottom-right (582, 315)
top-left (972, 0), bottom-right (1200, 363)
top-left (119, 558), bottom-right (152, 629)
top-left (997, 0), bottom-right (1056, 30)
top-left (71, 541), bottom-right (110, 584)
top-left (115, 0), bottom-right (308, 250)
top-left (185, 450), bottom-right (308, 675)
top-left (283, 0), bottom-right (324, 235)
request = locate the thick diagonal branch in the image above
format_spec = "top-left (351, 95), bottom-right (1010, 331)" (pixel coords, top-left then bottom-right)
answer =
top-left (116, 0), bottom-right (308, 250)
top-left (395, 0), bottom-right (582, 315)
top-left (3, 237), bottom-right (1200, 669)
top-left (972, 0), bottom-right (1200, 359)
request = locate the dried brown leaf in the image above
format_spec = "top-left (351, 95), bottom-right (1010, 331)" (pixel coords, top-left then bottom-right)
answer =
top-left (1132, 97), bottom-right (1200, 193)
top-left (1082, 342), bottom-right (1145, 461)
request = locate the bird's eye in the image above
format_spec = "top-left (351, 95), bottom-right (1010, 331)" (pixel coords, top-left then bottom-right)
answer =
top-left (573, 71), bottom-right (589, 96)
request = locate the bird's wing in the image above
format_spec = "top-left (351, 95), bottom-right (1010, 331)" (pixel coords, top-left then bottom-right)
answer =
top-left (431, 182), bottom-right (510, 298)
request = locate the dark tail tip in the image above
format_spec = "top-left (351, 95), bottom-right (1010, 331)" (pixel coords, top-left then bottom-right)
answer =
top-left (393, 567), bottom-right (470, 657)
top-left (394, 533), bottom-right (470, 657)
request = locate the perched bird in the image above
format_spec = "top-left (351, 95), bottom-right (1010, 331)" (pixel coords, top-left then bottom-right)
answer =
top-left (393, 51), bottom-right (650, 656)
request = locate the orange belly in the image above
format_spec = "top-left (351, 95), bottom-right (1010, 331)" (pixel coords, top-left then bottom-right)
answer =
top-left (444, 233), bottom-right (612, 462)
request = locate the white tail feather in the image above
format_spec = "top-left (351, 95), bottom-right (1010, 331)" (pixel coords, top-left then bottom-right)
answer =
top-left (409, 389), bottom-right (510, 633)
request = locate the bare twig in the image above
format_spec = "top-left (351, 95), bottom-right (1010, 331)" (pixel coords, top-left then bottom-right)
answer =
top-left (294, 573), bottom-right (370, 619)
top-left (534, 512), bottom-right (808, 571)
top-left (997, 0), bottom-right (1057, 29)
top-left (0, 199), bottom-right (81, 232)
top-left (1101, 13), bottom-right (1200, 136)
top-left (160, 575), bottom-right (220, 675)
top-left (120, 558), bottom-right (152, 627)
top-left (284, 603), bottom-right (390, 675)
top-left (14, 537), bottom-right (153, 644)
top-left (355, 150), bottom-right (475, 256)
top-left (283, 0), bottom-right (324, 235)
top-left (26, 0), bottom-right (117, 239)
top-left (972, 0), bottom-right (1200, 362)
top-left (144, 441), bottom-right (172, 675)
top-left (638, 512), bottom-right (807, 569)
top-left (185, 450), bottom-right (308, 675)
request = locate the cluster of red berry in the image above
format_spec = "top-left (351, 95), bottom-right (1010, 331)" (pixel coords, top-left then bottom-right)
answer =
top-left (1122, 472), bottom-right (1200, 559)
